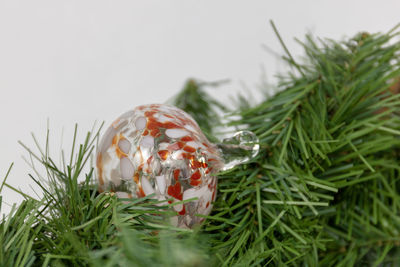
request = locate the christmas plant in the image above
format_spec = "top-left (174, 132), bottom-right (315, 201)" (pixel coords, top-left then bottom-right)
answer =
top-left (1, 22), bottom-right (400, 266)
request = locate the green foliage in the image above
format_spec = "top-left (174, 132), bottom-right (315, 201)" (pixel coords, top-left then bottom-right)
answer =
top-left (4, 126), bottom-right (207, 266)
top-left (170, 79), bottom-right (228, 137)
top-left (1, 26), bottom-right (400, 266)
top-left (0, 199), bottom-right (38, 266)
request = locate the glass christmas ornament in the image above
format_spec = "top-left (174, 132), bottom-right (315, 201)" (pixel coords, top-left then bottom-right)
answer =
top-left (96, 104), bottom-right (259, 228)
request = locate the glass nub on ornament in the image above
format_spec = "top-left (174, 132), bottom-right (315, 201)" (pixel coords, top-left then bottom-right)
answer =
top-left (96, 104), bottom-right (259, 228)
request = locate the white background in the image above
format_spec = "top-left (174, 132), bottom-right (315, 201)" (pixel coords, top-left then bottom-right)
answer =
top-left (1, 1), bottom-right (399, 215)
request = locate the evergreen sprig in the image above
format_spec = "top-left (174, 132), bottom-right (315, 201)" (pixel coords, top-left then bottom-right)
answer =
top-left (1, 26), bottom-right (400, 266)
top-left (169, 79), bottom-right (228, 137)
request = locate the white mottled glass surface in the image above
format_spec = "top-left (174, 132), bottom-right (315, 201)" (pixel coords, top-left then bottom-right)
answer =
top-left (96, 104), bottom-right (224, 228)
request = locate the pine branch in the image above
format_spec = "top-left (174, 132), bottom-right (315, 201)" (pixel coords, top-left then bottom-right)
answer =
top-left (170, 78), bottom-right (229, 139)
top-left (1, 27), bottom-right (400, 266)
